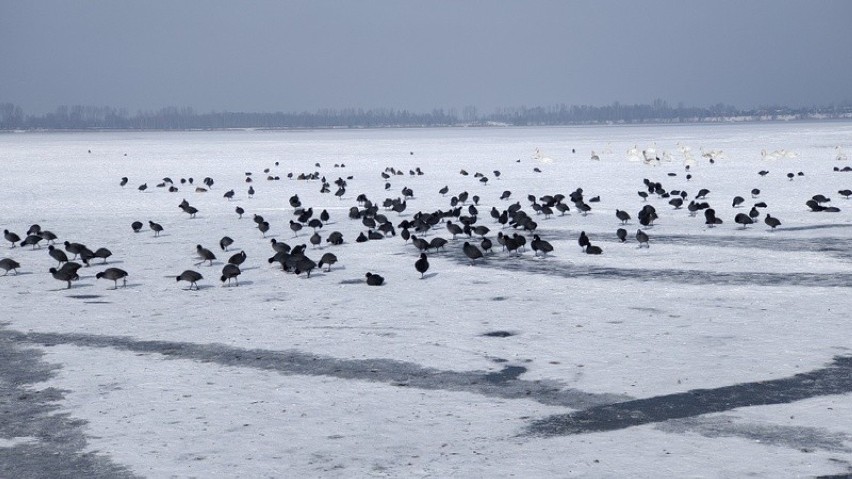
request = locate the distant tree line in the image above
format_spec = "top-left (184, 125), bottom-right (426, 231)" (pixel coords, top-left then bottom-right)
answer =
top-left (1, 100), bottom-right (850, 131)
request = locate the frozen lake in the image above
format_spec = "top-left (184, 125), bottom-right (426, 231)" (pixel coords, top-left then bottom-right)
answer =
top-left (1, 122), bottom-right (851, 477)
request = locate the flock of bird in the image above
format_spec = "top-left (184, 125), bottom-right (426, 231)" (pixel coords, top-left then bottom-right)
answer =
top-left (1, 143), bottom-right (850, 290)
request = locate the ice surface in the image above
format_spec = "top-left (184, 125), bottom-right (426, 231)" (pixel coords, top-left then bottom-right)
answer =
top-left (1, 122), bottom-right (851, 477)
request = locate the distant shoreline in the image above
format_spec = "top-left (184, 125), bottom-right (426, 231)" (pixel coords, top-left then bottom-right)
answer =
top-left (3, 116), bottom-right (852, 134)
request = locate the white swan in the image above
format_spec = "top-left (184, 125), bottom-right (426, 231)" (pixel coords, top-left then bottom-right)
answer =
top-left (700, 147), bottom-right (726, 161)
top-left (761, 149), bottom-right (779, 161)
top-left (642, 143), bottom-right (658, 164)
top-left (626, 145), bottom-right (642, 162)
top-left (532, 147), bottom-right (554, 164)
top-left (778, 149), bottom-right (798, 159)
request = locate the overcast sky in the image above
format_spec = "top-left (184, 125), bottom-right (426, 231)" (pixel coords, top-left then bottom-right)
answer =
top-left (1, 0), bottom-right (850, 114)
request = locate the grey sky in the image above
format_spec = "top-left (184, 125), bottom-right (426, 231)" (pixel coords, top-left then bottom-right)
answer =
top-left (1, 0), bottom-right (850, 114)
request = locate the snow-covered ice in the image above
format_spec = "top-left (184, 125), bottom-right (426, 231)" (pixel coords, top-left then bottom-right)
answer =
top-left (1, 122), bottom-right (851, 477)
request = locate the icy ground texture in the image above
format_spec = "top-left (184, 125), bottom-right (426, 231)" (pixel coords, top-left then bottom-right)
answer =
top-left (1, 122), bottom-right (851, 477)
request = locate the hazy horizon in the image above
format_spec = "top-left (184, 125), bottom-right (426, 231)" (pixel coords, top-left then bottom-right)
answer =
top-left (2, 1), bottom-right (850, 115)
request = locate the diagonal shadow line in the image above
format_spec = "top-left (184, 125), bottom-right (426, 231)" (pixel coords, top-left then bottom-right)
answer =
top-left (440, 246), bottom-right (852, 287)
top-left (525, 356), bottom-right (852, 437)
top-left (0, 327), bottom-right (629, 410)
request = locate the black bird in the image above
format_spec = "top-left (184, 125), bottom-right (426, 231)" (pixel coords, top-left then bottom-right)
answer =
top-left (732, 196), bottom-right (745, 208)
top-left (462, 242), bottom-right (483, 264)
top-left (578, 231), bottom-right (590, 251)
top-left (734, 213), bottom-right (753, 228)
top-left (326, 231), bottom-right (344, 245)
top-left (228, 250), bottom-right (247, 266)
top-left (96, 267), bottom-right (128, 289)
top-left (221, 263), bottom-right (241, 286)
top-left (196, 245), bottom-right (216, 266)
top-left (39, 230), bottom-right (57, 244)
top-left (318, 252), bottom-right (338, 272)
top-left (223, 189), bottom-right (235, 200)
top-left (93, 247), bottom-right (112, 263)
top-left (616, 228), bottom-right (627, 242)
top-left (704, 208), bottom-right (723, 226)
top-left (49, 266), bottom-right (79, 289)
top-left (480, 237), bottom-right (493, 253)
top-left (636, 229), bottom-right (649, 248)
top-left (429, 237), bottom-right (447, 252)
top-left (181, 204), bottom-right (199, 218)
top-left (219, 236), bottom-right (234, 251)
top-left (415, 253), bottom-right (429, 278)
top-left (615, 210), bottom-right (631, 224)
top-left (764, 214), bottom-right (781, 230)
top-left (751, 188), bottom-right (761, 198)
top-left (4, 229), bottom-right (21, 248)
top-left (258, 221), bottom-right (270, 237)
top-left (131, 221), bottom-right (143, 233)
top-left (138, 183), bottom-right (147, 192)
top-left (20, 235), bottom-right (43, 249)
top-left (585, 244), bottom-right (603, 255)
top-left (176, 270), bottom-right (203, 290)
top-left (531, 235), bottom-right (553, 257)
top-left (446, 221), bottom-right (463, 239)
top-left (79, 247), bottom-right (96, 266)
top-left (149, 221), bottom-right (164, 237)
top-left (501, 233), bottom-right (519, 254)
top-left (120, 177), bottom-right (129, 187)
top-left (235, 206), bottom-right (245, 219)
top-left (58, 261), bottom-right (83, 276)
top-left (365, 272), bottom-right (384, 286)
top-left (472, 225), bottom-right (490, 238)
top-left (839, 189), bottom-right (852, 199)
top-left (289, 220), bottom-right (302, 237)
top-left (294, 256), bottom-right (317, 277)
top-left (0, 258), bottom-right (21, 275)
top-left (63, 241), bottom-right (84, 259)
top-left (310, 232), bottom-right (322, 248)
top-left (411, 235), bottom-right (429, 252)
top-left (268, 251), bottom-right (290, 270)
top-left (749, 206), bottom-right (760, 221)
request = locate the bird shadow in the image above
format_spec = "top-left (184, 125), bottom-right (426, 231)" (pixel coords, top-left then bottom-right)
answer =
top-left (2, 271), bottom-right (33, 276)
top-left (421, 272), bottom-right (439, 280)
top-left (187, 284), bottom-right (216, 291)
top-left (53, 283), bottom-right (93, 292)
top-left (222, 280), bottom-right (254, 287)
